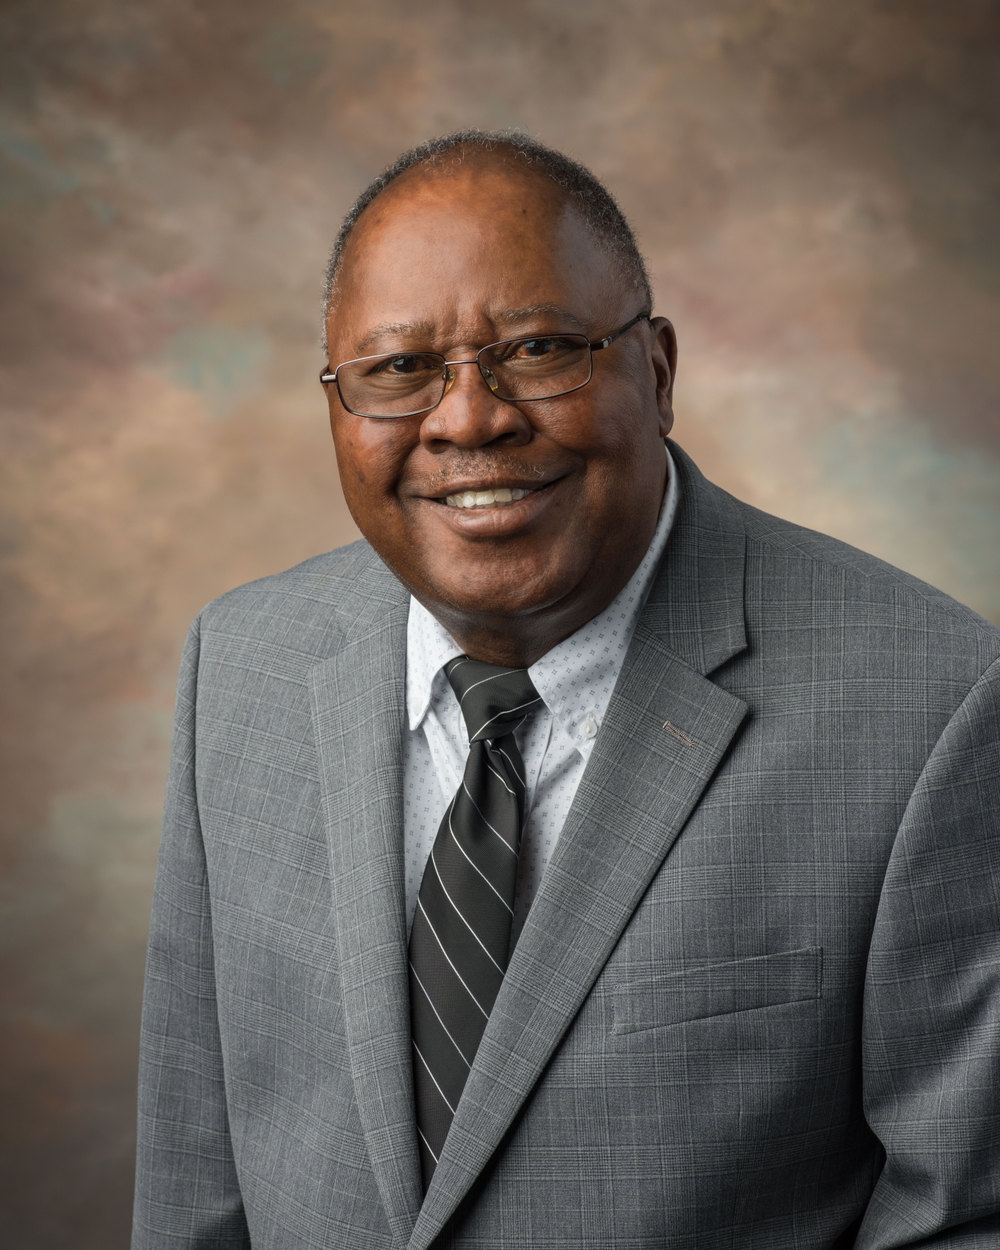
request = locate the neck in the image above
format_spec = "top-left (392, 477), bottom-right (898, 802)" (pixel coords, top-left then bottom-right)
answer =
top-left (415, 540), bottom-right (654, 669)
top-left (431, 613), bottom-right (581, 669)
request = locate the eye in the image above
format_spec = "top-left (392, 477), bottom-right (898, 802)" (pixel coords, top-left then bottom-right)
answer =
top-left (493, 335), bottom-right (584, 365)
top-left (369, 353), bottom-right (439, 377)
top-left (513, 336), bottom-right (564, 358)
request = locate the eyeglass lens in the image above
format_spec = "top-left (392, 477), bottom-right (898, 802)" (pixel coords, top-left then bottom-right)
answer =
top-left (335, 333), bottom-right (593, 419)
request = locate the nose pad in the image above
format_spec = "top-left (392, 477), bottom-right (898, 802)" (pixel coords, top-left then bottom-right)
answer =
top-left (443, 366), bottom-right (457, 396)
top-left (480, 366), bottom-right (500, 393)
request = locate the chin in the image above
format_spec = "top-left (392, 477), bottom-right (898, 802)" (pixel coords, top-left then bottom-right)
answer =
top-left (441, 573), bottom-right (576, 623)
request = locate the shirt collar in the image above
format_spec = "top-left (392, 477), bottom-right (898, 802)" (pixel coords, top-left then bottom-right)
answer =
top-left (406, 590), bottom-right (464, 732)
top-left (406, 443), bottom-right (679, 734)
top-left (527, 443), bottom-right (678, 755)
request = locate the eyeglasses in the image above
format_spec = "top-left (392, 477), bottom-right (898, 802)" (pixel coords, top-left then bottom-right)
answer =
top-left (319, 311), bottom-right (651, 419)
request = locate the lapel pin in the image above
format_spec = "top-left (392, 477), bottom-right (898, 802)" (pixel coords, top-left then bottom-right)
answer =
top-left (662, 720), bottom-right (694, 747)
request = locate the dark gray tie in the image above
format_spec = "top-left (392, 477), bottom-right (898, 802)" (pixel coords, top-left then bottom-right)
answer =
top-left (408, 655), bottom-right (542, 1189)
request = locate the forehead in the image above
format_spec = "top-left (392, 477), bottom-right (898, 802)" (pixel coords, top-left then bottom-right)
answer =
top-left (330, 161), bottom-right (625, 350)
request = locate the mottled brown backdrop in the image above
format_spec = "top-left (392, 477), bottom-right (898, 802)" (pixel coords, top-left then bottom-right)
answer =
top-left (1, 1), bottom-right (998, 1245)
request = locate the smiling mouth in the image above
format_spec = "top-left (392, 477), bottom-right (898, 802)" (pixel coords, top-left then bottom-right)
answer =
top-left (443, 486), bottom-right (538, 510)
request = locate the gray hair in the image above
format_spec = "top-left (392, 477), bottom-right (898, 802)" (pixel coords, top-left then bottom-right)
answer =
top-left (321, 129), bottom-right (651, 352)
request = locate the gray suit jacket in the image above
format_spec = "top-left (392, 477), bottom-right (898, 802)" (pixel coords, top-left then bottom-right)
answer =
top-left (133, 444), bottom-right (1000, 1249)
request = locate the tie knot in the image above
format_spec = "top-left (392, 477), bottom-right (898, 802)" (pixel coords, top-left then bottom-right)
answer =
top-left (445, 656), bottom-right (542, 742)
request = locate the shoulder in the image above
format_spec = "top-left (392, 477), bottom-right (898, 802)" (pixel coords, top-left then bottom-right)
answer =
top-left (191, 539), bottom-right (407, 669)
top-left (735, 496), bottom-right (999, 656)
top-left (668, 442), bottom-right (1000, 684)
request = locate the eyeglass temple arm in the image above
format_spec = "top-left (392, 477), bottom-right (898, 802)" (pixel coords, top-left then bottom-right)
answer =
top-left (589, 310), bottom-right (651, 352)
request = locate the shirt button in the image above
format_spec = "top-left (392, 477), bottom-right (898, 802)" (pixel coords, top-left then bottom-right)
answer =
top-left (582, 712), bottom-right (599, 739)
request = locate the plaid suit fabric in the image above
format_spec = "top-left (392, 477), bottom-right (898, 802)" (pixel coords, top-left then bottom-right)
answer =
top-left (134, 444), bottom-right (1000, 1250)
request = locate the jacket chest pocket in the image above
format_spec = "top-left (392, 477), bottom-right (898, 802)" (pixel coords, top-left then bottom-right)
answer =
top-left (612, 947), bottom-right (822, 1035)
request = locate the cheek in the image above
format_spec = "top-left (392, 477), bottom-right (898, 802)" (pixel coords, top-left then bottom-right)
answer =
top-left (552, 397), bottom-right (659, 487)
top-left (332, 420), bottom-right (412, 501)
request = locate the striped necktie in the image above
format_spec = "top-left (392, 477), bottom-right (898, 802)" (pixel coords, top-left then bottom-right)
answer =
top-left (408, 655), bottom-right (542, 1189)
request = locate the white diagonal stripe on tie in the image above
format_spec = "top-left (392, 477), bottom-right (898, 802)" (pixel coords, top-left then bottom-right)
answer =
top-left (409, 963), bottom-right (475, 1066)
top-left (448, 821), bottom-right (514, 914)
top-left (455, 669), bottom-right (514, 703)
top-left (495, 743), bottom-right (526, 788)
top-left (430, 848), bottom-right (506, 974)
top-left (469, 696), bottom-right (542, 740)
top-left (460, 780), bottom-right (518, 853)
top-left (486, 762), bottom-right (517, 795)
top-left (412, 1042), bottom-right (456, 1114)
top-left (415, 897), bottom-right (490, 1018)
top-left (416, 1127), bottom-right (439, 1164)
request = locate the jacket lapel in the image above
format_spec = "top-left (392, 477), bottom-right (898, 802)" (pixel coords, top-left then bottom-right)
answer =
top-left (310, 555), bottom-right (422, 1249)
top-left (408, 443), bottom-right (752, 1247)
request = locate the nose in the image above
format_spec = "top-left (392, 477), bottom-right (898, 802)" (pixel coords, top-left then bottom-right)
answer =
top-left (419, 359), bottom-right (531, 450)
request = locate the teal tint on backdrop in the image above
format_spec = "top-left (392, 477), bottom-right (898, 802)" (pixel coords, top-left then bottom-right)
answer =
top-left (165, 325), bottom-right (271, 416)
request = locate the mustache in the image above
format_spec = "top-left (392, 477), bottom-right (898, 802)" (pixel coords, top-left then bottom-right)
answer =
top-left (419, 450), bottom-right (551, 490)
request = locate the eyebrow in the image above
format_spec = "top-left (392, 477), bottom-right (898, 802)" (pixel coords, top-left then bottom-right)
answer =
top-left (491, 304), bottom-right (588, 329)
top-left (352, 305), bottom-right (588, 355)
top-left (354, 321), bottom-right (435, 354)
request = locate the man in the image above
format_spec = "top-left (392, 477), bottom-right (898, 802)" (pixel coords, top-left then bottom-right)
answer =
top-left (133, 132), bottom-right (1000, 1249)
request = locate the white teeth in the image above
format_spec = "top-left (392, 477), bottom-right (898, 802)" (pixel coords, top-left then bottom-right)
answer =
top-left (444, 487), bottom-right (535, 509)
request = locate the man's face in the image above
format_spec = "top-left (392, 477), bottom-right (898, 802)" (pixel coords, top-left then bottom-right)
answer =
top-left (323, 160), bottom-right (676, 662)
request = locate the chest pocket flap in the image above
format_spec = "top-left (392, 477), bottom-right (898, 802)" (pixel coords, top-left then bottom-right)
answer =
top-left (612, 947), bottom-right (823, 1034)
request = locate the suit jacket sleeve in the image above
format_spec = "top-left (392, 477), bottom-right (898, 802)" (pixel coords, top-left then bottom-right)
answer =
top-left (858, 656), bottom-right (1000, 1248)
top-left (132, 615), bottom-right (250, 1250)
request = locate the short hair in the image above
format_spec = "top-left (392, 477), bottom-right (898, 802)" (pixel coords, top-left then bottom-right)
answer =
top-left (322, 129), bottom-right (652, 351)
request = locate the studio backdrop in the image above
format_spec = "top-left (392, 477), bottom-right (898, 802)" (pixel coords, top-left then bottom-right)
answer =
top-left (1, 2), bottom-right (998, 1247)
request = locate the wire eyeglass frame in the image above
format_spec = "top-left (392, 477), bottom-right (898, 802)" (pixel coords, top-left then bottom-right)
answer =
top-left (319, 310), bottom-right (651, 419)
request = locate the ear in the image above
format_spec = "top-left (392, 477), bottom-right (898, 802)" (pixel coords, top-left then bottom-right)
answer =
top-left (649, 316), bottom-right (677, 438)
